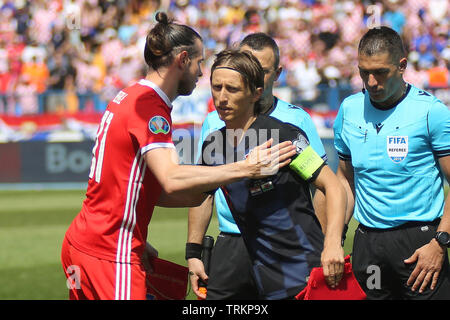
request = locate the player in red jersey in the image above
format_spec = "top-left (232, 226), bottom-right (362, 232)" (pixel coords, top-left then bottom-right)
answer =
top-left (61, 12), bottom-right (296, 300)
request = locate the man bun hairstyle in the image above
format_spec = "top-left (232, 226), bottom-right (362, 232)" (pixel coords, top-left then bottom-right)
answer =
top-left (155, 11), bottom-right (169, 24)
top-left (144, 11), bottom-right (202, 70)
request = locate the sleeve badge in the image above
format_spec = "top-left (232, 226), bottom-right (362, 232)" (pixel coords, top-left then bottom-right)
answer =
top-left (149, 116), bottom-right (171, 135)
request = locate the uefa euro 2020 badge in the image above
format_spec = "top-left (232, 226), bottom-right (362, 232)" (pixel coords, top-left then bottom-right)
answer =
top-left (149, 116), bottom-right (170, 135)
top-left (387, 136), bottom-right (408, 163)
top-left (293, 133), bottom-right (309, 154)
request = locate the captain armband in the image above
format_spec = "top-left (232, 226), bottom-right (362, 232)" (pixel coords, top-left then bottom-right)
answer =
top-left (289, 145), bottom-right (325, 181)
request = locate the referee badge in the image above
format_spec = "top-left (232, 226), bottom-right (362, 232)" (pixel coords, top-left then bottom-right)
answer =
top-left (387, 136), bottom-right (408, 163)
top-left (149, 116), bottom-right (170, 135)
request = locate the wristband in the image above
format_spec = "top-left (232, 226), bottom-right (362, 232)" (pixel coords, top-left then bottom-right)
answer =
top-left (185, 242), bottom-right (203, 260)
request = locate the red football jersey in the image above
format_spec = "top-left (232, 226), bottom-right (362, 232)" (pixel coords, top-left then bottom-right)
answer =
top-left (65, 79), bottom-right (174, 266)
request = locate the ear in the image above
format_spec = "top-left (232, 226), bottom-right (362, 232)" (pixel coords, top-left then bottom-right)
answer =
top-left (398, 58), bottom-right (407, 73)
top-left (253, 87), bottom-right (263, 102)
top-left (177, 51), bottom-right (189, 68)
top-left (274, 66), bottom-right (282, 81)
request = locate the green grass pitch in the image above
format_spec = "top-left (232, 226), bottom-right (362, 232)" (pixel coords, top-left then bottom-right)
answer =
top-left (0, 189), bottom-right (222, 300)
top-left (0, 187), bottom-right (447, 300)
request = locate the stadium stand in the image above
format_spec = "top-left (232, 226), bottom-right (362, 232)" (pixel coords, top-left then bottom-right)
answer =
top-left (0, 0), bottom-right (448, 142)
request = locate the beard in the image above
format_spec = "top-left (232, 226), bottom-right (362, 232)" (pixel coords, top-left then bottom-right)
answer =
top-left (177, 73), bottom-right (196, 96)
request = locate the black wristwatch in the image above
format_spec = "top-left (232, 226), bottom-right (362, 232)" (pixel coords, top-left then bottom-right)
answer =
top-left (435, 231), bottom-right (450, 248)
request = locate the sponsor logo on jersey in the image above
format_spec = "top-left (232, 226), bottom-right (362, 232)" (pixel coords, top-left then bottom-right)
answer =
top-left (387, 136), bottom-right (408, 162)
top-left (113, 91), bottom-right (128, 104)
top-left (374, 122), bottom-right (384, 134)
top-left (149, 116), bottom-right (170, 134)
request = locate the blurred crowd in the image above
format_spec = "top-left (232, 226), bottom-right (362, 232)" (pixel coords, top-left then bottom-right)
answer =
top-left (0, 0), bottom-right (448, 115)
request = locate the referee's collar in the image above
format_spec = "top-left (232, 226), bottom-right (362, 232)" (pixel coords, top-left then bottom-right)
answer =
top-left (262, 96), bottom-right (278, 116)
top-left (363, 84), bottom-right (411, 111)
top-left (138, 79), bottom-right (173, 109)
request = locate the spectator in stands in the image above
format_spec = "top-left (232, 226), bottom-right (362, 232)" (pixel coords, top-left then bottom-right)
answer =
top-left (0, 39), bottom-right (11, 113)
top-left (0, 64), bottom-right (12, 114)
top-left (79, 1), bottom-right (102, 40)
top-left (15, 74), bottom-right (38, 115)
top-left (100, 28), bottom-right (123, 68)
top-left (0, 0), bottom-right (447, 116)
top-left (428, 59), bottom-right (450, 89)
top-left (382, 0), bottom-right (406, 35)
top-left (417, 42), bottom-right (436, 69)
top-left (47, 53), bottom-right (75, 112)
top-left (227, 7), bottom-right (265, 47)
top-left (404, 51), bottom-right (429, 89)
top-left (73, 54), bottom-right (102, 112)
top-left (63, 74), bottom-right (78, 114)
top-left (20, 54), bottom-right (49, 113)
top-left (20, 55), bottom-right (49, 94)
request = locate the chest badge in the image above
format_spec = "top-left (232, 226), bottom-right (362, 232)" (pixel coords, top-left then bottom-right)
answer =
top-left (249, 179), bottom-right (274, 196)
top-left (387, 136), bottom-right (408, 163)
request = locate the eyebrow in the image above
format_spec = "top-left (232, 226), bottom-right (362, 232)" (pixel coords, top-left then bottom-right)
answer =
top-left (358, 66), bottom-right (390, 73)
top-left (211, 83), bottom-right (241, 92)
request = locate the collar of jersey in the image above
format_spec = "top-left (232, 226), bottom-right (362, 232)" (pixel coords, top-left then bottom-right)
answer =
top-left (368, 83), bottom-right (411, 111)
top-left (138, 79), bottom-right (173, 109)
top-left (262, 96), bottom-right (278, 116)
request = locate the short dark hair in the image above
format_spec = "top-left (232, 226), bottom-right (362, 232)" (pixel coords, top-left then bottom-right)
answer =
top-left (239, 32), bottom-right (280, 70)
top-left (211, 49), bottom-right (264, 114)
top-left (144, 12), bottom-right (202, 70)
top-left (358, 26), bottom-right (406, 64)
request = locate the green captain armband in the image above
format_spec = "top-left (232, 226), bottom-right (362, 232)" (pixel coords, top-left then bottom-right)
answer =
top-left (289, 145), bottom-right (324, 181)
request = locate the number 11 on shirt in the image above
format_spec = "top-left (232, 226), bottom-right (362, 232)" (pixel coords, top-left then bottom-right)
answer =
top-left (89, 110), bottom-right (114, 183)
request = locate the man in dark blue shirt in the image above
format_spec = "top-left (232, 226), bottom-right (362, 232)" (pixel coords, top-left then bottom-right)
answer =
top-left (195, 49), bottom-right (346, 299)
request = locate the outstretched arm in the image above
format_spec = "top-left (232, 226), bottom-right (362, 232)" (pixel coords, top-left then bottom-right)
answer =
top-left (145, 139), bottom-right (296, 207)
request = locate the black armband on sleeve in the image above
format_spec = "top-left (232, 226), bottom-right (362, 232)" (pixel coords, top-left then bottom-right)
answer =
top-left (185, 242), bottom-right (203, 260)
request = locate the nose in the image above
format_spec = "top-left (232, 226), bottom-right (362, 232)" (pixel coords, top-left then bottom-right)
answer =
top-left (218, 88), bottom-right (228, 104)
top-left (367, 73), bottom-right (377, 88)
